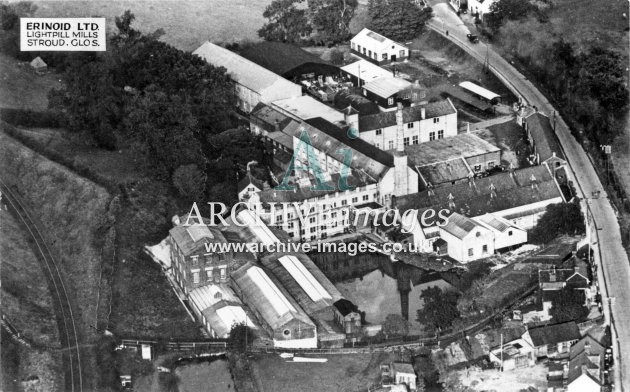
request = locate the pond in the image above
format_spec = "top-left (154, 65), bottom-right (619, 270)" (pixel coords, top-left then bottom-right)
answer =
top-left (310, 252), bottom-right (456, 333)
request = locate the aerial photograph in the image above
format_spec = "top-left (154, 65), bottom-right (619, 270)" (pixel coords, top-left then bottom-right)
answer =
top-left (0, 0), bottom-right (628, 391)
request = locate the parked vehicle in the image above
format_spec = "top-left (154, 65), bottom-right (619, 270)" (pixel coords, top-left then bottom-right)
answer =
top-left (467, 34), bottom-right (479, 43)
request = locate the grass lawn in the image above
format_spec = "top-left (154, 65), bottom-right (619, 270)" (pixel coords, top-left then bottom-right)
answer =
top-left (175, 360), bottom-right (233, 392)
top-left (250, 353), bottom-right (391, 392)
top-left (33, 0), bottom-right (270, 51)
top-left (0, 53), bottom-right (63, 110)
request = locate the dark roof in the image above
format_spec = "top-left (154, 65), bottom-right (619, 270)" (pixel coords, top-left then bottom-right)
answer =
top-left (333, 90), bottom-right (380, 115)
top-left (524, 113), bottom-right (565, 162)
top-left (527, 321), bottom-right (581, 347)
top-left (238, 41), bottom-right (338, 77)
top-left (570, 335), bottom-right (606, 360)
top-left (305, 117), bottom-right (395, 167)
top-left (250, 102), bottom-right (293, 131)
top-left (334, 299), bottom-right (359, 316)
top-left (396, 165), bottom-right (563, 226)
top-left (567, 350), bottom-right (602, 385)
top-left (358, 100), bottom-right (457, 132)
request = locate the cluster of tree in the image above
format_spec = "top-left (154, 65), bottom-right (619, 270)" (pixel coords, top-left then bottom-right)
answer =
top-left (259, 0), bottom-right (358, 44)
top-left (529, 200), bottom-right (585, 244)
top-left (549, 288), bottom-right (590, 323)
top-left (48, 11), bottom-right (265, 204)
top-left (381, 313), bottom-right (411, 338)
top-left (484, 0), bottom-right (545, 34)
top-left (367, 0), bottom-right (433, 42)
top-left (487, 0), bottom-right (628, 173)
top-left (0, 1), bottom-right (37, 59)
top-left (416, 286), bottom-right (460, 331)
top-left (227, 323), bottom-right (256, 353)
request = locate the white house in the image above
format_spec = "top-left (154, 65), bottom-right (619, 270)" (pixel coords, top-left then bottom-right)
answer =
top-left (474, 213), bottom-right (527, 251)
top-left (193, 42), bottom-right (302, 113)
top-left (357, 99), bottom-right (458, 150)
top-left (350, 28), bottom-right (409, 65)
top-left (439, 213), bottom-right (495, 262)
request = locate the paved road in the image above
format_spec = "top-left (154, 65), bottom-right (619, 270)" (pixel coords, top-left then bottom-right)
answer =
top-left (425, 3), bottom-right (630, 390)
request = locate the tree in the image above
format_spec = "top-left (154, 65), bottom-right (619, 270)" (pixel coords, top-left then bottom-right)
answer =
top-left (368, 0), bottom-right (433, 42)
top-left (485, 0), bottom-right (538, 34)
top-left (308, 0), bottom-right (358, 43)
top-left (227, 323), bottom-right (255, 353)
top-left (122, 90), bottom-right (205, 176)
top-left (550, 288), bottom-right (589, 323)
top-left (258, 0), bottom-right (312, 43)
top-left (172, 164), bottom-right (207, 200)
top-left (382, 314), bottom-right (410, 338)
top-left (416, 287), bottom-right (460, 331)
top-left (529, 200), bottom-right (585, 244)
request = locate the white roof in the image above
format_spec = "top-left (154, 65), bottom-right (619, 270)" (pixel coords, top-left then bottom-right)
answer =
top-left (193, 41), bottom-right (300, 94)
top-left (363, 76), bottom-right (412, 98)
top-left (271, 96), bottom-right (344, 123)
top-left (215, 306), bottom-right (256, 329)
top-left (351, 28), bottom-right (407, 51)
top-left (188, 284), bottom-right (240, 310)
top-left (237, 209), bottom-right (280, 246)
top-left (186, 225), bottom-right (214, 242)
top-left (459, 81), bottom-right (500, 101)
top-left (30, 56), bottom-right (47, 69)
top-left (341, 59), bottom-right (392, 83)
top-left (279, 255), bottom-right (332, 302)
top-left (246, 266), bottom-right (296, 315)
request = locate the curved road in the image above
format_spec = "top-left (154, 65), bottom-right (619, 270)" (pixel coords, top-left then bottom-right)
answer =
top-left (0, 181), bottom-right (84, 392)
top-left (425, 4), bottom-right (630, 390)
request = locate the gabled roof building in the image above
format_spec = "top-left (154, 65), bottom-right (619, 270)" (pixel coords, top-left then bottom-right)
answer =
top-left (193, 41), bottom-right (302, 113)
top-left (350, 28), bottom-right (409, 65)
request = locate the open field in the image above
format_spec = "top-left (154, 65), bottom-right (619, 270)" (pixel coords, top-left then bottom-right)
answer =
top-left (251, 353), bottom-right (391, 392)
top-left (176, 360), bottom-right (233, 392)
top-left (32, 0), bottom-right (270, 51)
top-left (0, 54), bottom-right (62, 110)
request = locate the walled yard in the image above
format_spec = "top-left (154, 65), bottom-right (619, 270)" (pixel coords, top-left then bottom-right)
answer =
top-left (470, 120), bottom-right (532, 169)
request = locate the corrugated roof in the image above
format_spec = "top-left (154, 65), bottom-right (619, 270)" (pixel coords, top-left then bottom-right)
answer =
top-left (341, 59), bottom-right (392, 82)
top-left (475, 213), bottom-right (512, 232)
top-left (459, 81), bottom-right (500, 101)
top-left (358, 99), bottom-right (457, 132)
top-left (232, 263), bottom-right (315, 330)
top-left (278, 255), bottom-right (332, 302)
top-left (193, 41), bottom-right (301, 94)
top-left (363, 76), bottom-right (412, 98)
top-left (261, 252), bottom-right (343, 317)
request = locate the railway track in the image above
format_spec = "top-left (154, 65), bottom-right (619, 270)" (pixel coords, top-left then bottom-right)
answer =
top-left (0, 180), bottom-right (83, 392)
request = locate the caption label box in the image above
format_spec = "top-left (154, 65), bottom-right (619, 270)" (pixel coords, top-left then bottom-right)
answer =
top-left (21, 18), bottom-right (106, 51)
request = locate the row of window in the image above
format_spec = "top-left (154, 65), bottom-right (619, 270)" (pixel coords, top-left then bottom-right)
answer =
top-left (191, 266), bottom-right (227, 284)
top-left (467, 245), bottom-right (489, 257)
top-left (352, 43), bottom-right (405, 61)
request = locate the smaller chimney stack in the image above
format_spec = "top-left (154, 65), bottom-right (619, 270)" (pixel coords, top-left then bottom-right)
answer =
top-left (421, 106), bottom-right (426, 120)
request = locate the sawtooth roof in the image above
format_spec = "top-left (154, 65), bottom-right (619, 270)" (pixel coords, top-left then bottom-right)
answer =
top-left (440, 212), bottom-right (487, 240)
top-left (396, 165), bottom-right (563, 226)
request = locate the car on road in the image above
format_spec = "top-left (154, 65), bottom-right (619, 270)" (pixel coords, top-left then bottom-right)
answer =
top-left (467, 34), bottom-right (479, 43)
